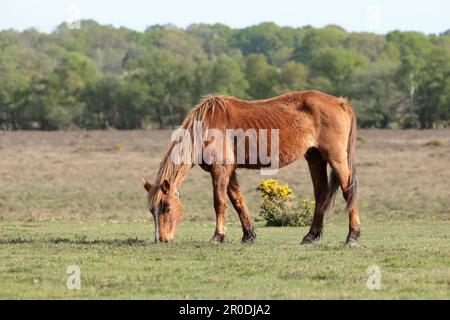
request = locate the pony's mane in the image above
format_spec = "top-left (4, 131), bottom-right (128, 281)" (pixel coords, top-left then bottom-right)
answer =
top-left (338, 96), bottom-right (351, 109)
top-left (148, 95), bottom-right (229, 208)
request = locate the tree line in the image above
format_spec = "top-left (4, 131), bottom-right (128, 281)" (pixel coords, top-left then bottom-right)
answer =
top-left (1, 20), bottom-right (449, 130)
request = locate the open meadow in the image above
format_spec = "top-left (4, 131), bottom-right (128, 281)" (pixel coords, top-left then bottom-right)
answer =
top-left (0, 129), bottom-right (449, 299)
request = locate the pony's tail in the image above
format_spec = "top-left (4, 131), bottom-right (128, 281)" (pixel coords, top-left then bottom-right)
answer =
top-left (345, 105), bottom-right (358, 212)
top-left (322, 170), bottom-right (340, 214)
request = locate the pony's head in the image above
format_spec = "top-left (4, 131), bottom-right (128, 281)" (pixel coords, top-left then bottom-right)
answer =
top-left (142, 178), bottom-right (183, 243)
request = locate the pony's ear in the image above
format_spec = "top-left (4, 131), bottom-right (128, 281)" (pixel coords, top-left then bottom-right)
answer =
top-left (161, 179), bottom-right (170, 194)
top-left (141, 178), bottom-right (152, 192)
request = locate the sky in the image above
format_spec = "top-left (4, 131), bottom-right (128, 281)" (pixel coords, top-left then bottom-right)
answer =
top-left (0, 0), bottom-right (449, 34)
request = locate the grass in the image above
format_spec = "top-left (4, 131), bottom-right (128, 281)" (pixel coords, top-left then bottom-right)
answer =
top-left (0, 129), bottom-right (449, 299)
top-left (0, 219), bottom-right (449, 299)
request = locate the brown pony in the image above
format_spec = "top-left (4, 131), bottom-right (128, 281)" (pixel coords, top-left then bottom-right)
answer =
top-left (142, 90), bottom-right (360, 246)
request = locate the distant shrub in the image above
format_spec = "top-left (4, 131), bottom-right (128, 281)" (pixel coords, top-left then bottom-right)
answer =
top-left (256, 179), bottom-right (314, 227)
top-left (113, 143), bottom-right (124, 152)
top-left (399, 114), bottom-right (421, 129)
top-left (356, 135), bottom-right (366, 143)
top-left (425, 140), bottom-right (447, 147)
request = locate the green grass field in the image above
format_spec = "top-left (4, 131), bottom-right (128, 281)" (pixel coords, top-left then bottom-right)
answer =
top-left (1, 218), bottom-right (448, 299)
top-left (0, 130), bottom-right (449, 299)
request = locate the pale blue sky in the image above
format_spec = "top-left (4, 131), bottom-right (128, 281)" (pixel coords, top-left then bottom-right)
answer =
top-left (1, 0), bottom-right (449, 34)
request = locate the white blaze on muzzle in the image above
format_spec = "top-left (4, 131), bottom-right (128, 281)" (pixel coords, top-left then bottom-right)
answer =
top-left (154, 188), bottom-right (180, 243)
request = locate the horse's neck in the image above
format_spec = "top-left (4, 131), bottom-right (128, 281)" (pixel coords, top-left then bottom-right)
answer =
top-left (167, 163), bottom-right (192, 193)
top-left (158, 116), bottom-right (200, 192)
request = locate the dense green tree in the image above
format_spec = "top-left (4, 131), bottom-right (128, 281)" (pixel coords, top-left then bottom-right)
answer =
top-left (275, 61), bottom-right (309, 93)
top-left (311, 47), bottom-right (368, 94)
top-left (231, 23), bottom-right (296, 65)
top-left (187, 23), bottom-right (235, 60)
top-left (209, 54), bottom-right (249, 98)
top-left (0, 52), bottom-right (29, 129)
top-left (349, 62), bottom-right (404, 128)
top-left (0, 44), bottom-right (51, 129)
top-left (127, 49), bottom-right (197, 127)
top-left (415, 46), bottom-right (450, 128)
top-left (293, 26), bottom-right (347, 64)
top-left (0, 20), bottom-right (449, 129)
top-left (245, 54), bottom-right (279, 98)
top-left (387, 32), bottom-right (434, 126)
top-left (16, 51), bottom-right (99, 130)
top-left (344, 33), bottom-right (387, 60)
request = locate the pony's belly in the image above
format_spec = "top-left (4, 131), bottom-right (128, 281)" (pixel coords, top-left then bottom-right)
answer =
top-left (235, 158), bottom-right (298, 170)
top-left (233, 135), bottom-right (313, 169)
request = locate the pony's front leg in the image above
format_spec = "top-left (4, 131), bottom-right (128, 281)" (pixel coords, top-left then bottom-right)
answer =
top-left (227, 171), bottom-right (256, 243)
top-left (210, 165), bottom-right (231, 243)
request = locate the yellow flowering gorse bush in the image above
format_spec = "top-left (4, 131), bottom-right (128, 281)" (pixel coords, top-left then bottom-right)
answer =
top-left (256, 179), bottom-right (294, 201)
top-left (257, 179), bottom-right (314, 227)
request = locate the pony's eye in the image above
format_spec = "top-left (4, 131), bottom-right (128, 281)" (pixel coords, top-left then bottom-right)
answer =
top-left (161, 206), bottom-right (170, 214)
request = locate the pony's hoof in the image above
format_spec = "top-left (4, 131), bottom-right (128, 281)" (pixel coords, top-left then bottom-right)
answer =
top-left (300, 231), bottom-right (321, 245)
top-left (242, 228), bottom-right (256, 244)
top-left (211, 233), bottom-right (225, 244)
top-left (345, 238), bottom-right (359, 247)
top-left (300, 237), bottom-right (316, 245)
top-left (345, 229), bottom-right (361, 247)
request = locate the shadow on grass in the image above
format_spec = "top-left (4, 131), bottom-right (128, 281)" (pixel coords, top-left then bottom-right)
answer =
top-left (0, 237), bottom-right (149, 246)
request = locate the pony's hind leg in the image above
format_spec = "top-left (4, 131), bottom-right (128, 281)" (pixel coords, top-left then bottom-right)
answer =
top-left (227, 171), bottom-right (256, 243)
top-left (327, 155), bottom-right (361, 246)
top-left (301, 148), bottom-right (329, 245)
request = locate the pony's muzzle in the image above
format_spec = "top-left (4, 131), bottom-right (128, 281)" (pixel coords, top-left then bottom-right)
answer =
top-left (155, 238), bottom-right (170, 244)
top-left (155, 235), bottom-right (172, 244)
